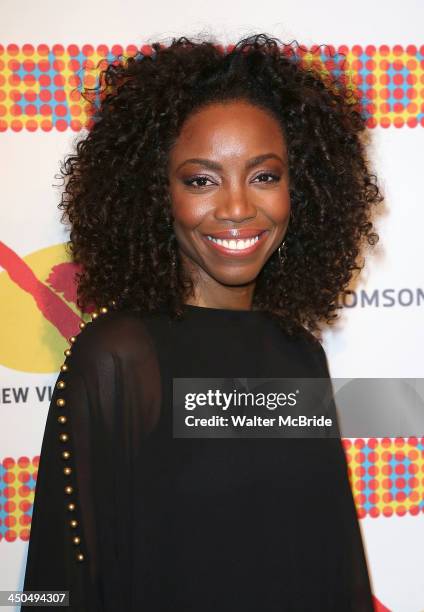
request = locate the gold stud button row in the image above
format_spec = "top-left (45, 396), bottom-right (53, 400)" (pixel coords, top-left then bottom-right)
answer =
top-left (56, 398), bottom-right (65, 408)
top-left (59, 433), bottom-right (69, 443)
top-left (60, 364), bottom-right (68, 372)
top-left (73, 536), bottom-right (81, 545)
top-left (62, 450), bottom-right (70, 460)
top-left (68, 503), bottom-right (76, 512)
top-left (65, 486), bottom-right (73, 495)
top-left (64, 348), bottom-right (71, 357)
top-left (76, 553), bottom-right (84, 562)
top-left (57, 380), bottom-right (66, 390)
top-left (63, 467), bottom-right (72, 476)
top-left (58, 416), bottom-right (67, 424)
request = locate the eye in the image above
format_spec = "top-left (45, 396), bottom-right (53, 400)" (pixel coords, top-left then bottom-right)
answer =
top-left (183, 176), bottom-right (216, 188)
top-left (252, 172), bottom-right (281, 184)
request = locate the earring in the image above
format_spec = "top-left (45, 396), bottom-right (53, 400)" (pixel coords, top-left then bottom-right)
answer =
top-left (278, 240), bottom-right (287, 266)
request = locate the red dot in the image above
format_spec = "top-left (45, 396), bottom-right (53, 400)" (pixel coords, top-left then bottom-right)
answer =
top-left (126, 44), bottom-right (138, 57)
top-left (25, 104), bottom-right (37, 116)
top-left (67, 44), bottom-right (80, 57)
top-left (393, 45), bottom-right (403, 56)
top-left (406, 45), bottom-right (417, 56)
top-left (4, 472), bottom-right (15, 484)
top-left (55, 119), bottom-right (68, 131)
top-left (37, 44), bottom-right (49, 56)
top-left (70, 119), bottom-right (82, 131)
top-left (54, 74), bottom-right (65, 87)
top-left (40, 104), bottom-right (52, 116)
top-left (97, 44), bottom-right (109, 57)
top-left (82, 44), bottom-right (94, 57)
top-left (380, 45), bottom-right (390, 57)
top-left (357, 508), bottom-right (366, 519)
top-left (41, 119), bottom-right (53, 131)
top-left (365, 45), bottom-right (376, 57)
top-left (21, 528), bottom-right (30, 541)
top-left (369, 507), bottom-right (380, 518)
top-left (5, 530), bottom-right (17, 542)
top-left (39, 60), bottom-right (50, 73)
top-left (396, 505), bottom-right (406, 516)
top-left (380, 117), bottom-right (391, 128)
top-left (53, 59), bottom-right (65, 72)
top-left (112, 45), bottom-right (124, 56)
top-left (69, 59), bottom-right (80, 72)
top-left (410, 506), bottom-right (419, 516)
top-left (366, 117), bottom-right (377, 128)
top-left (383, 506), bottom-right (393, 517)
top-left (52, 44), bottom-right (65, 56)
top-left (7, 44), bottom-right (19, 56)
top-left (55, 104), bottom-right (67, 117)
top-left (19, 500), bottom-right (30, 512)
top-left (395, 464), bottom-right (405, 475)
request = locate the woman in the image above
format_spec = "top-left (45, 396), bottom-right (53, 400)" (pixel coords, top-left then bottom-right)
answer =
top-left (22, 34), bottom-right (382, 611)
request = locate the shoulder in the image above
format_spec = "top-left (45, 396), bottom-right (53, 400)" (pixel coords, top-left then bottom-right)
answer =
top-left (65, 308), bottom-right (157, 375)
top-left (270, 314), bottom-right (329, 375)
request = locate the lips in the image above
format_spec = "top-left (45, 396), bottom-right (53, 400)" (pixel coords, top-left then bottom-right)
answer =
top-left (201, 229), bottom-right (270, 256)
top-left (203, 228), bottom-right (268, 239)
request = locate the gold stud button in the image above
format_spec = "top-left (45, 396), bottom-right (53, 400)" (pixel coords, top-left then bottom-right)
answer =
top-left (91, 312), bottom-right (99, 319)
top-left (68, 503), bottom-right (76, 511)
top-left (56, 398), bottom-right (65, 407)
top-left (69, 336), bottom-right (76, 343)
top-left (100, 306), bottom-right (108, 314)
top-left (76, 553), bottom-right (84, 562)
top-left (70, 519), bottom-right (78, 528)
top-left (65, 486), bottom-right (73, 495)
top-left (58, 416), bottom-right (67, 424)
top-left (60, 364), bottom-right (68, 372)
top-left (73, 536), bottom-right (81, 545)
top-left (62, 451), bottom-right (71, 460)
top-left (79, 322), bottom-right (86, 330)
top-left (59, 433), bottom-right (69, 442)
top-left (64, 348), bottom-right (72, 357)
top-left (111, 300), bottom-right (116, 306)
top-left (57, 380), bottom-right (66, 389)
top-left (63, 467), bottom-right (72, 476)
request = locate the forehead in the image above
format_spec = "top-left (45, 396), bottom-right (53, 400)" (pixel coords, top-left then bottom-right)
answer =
top-left (170, 101), bottom-right (286, 160)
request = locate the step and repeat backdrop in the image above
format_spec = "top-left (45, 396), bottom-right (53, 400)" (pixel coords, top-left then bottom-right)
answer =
top-left (0, 2), bottom-right (423, 611)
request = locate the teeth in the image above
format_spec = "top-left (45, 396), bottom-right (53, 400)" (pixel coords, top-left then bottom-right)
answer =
top-left (206, 235), bottom-right (260, 250)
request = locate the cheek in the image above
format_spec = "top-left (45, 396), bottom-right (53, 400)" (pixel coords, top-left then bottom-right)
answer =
top-left (170, 186), bottom-right (206, 229)
top-left (262, 187), bottom-right (291, 223)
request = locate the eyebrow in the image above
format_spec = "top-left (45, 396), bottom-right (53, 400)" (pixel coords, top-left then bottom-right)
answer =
top-left (176, 153), bottom-right (286, 172)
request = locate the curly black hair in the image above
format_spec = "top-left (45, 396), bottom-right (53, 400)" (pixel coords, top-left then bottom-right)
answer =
top-left (58, 33), bottom-right (383, 338)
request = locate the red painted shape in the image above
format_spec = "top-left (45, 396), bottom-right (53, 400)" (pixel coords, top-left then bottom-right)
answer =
top-left (0, 241), bottom-right (82, 338)
top-left (373, 595), bottom-right (392, 611)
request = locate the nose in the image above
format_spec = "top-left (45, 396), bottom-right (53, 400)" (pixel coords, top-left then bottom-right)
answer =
top-left (214, 184), bottom-right (257, 223)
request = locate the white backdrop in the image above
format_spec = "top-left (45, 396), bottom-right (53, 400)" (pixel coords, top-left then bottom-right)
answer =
top-left (1, 2), bottom-right (423, 611)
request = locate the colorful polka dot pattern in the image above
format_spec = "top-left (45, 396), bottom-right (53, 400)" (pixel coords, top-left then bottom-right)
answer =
top-left (0, 456), bottom-right (37, 542)
top-left (343, 437), bottom-right (424, 518)
top-left (0, 44), bottom-right (423, 131)
top-left (1, 437), bottom-right (423, 541)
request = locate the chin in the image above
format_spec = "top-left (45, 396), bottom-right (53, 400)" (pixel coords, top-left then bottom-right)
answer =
top-left (208, 269), bottom-right (260, 287)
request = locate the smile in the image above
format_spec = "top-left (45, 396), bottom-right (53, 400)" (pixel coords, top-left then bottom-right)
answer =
top-left (202, 231), bottom-right (269, 256)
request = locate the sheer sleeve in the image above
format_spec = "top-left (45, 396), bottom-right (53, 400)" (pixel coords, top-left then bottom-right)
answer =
top-left (313, 341), bottom-right (375, 611)
top-left (21, 310), bottom-right (161, 611)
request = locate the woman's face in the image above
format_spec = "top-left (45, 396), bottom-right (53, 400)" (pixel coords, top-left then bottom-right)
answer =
top-left (168, 100), bottom-right (291, 293)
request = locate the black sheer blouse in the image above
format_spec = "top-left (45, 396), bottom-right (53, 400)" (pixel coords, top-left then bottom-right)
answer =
top-left (22, 304), bottom-right (374, 611)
